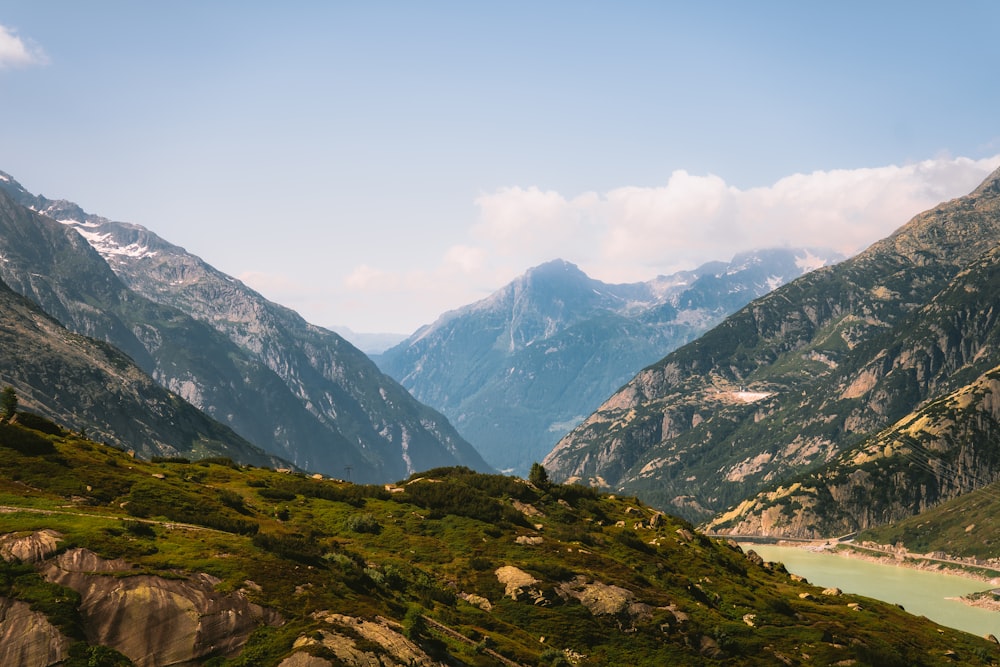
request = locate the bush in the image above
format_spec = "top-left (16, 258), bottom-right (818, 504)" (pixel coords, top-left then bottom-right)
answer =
top-left (12, 411), bottom-right (63, 436)
top-left (122, 519), bottom-right (156, 538)
top-left (150, 456), bottom-right (191, 464)
top-left (257, 487), bottom-right (297, 501)
top-left (252, 532), bottom-right (322, 564)
top-left (0, 422), bottom-right (55, 455)
top-left (345, 513), bottom-right (382, 534)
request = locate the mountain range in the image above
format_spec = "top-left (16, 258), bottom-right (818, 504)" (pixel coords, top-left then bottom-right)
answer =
top-left (544, 167), bottom-right (1000, 539)
top-left (0, 273), bottom-right (282, 467)
top-left (376, 250), bottom-right (840, 475)
top-left (0, 171), bottom-right (488, 482)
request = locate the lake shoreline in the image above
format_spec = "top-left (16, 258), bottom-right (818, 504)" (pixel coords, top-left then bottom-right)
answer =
top-left (747, 538), bottom-right (1000, 613)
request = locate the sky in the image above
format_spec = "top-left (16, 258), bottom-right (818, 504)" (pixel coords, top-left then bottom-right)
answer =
top-left (1, 2), bottom-right (999, 335)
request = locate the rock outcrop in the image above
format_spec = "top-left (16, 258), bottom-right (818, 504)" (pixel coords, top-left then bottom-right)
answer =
top-left (43, 548), bottom-right (280, 666)
top-left (0, 531), bottom-right (282, 667)
top-left (0, 597), bottom-right (70, 666)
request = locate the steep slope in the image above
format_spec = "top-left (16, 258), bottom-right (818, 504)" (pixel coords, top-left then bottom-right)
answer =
top-left (545, 167), bottom-right (1000, 524)
top-left (0, 276), bottom-right (281, 465)
top-left (708, 363), bottom-right (1000, 538)
top-left (1, 419), bottom-right (996, 666)
top-left (707, 242), bottom-right (1000, 537)
top-left (377, 251), bottom-right (838, 474)
top-left (0, 173), bottom-right (488, 482)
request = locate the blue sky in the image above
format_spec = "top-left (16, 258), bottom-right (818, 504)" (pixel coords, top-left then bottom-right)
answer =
top-left (1, 2), bottom-right (999, 333)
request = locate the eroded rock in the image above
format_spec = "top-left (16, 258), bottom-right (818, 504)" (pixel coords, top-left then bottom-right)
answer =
top-left (310, 612), bottom-right (443, 666)
top-left (0, 596), bottom-right (71, 666)
top-left (43, 548), bottom-right (281, 666)
top-left (0, 529), bottom-right (63, 563)
top-left (556, 576), bottom-right (634, 615)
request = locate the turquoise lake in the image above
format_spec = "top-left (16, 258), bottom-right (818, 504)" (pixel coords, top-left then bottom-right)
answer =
top-left (746, 544), bottom-right (1000, 639)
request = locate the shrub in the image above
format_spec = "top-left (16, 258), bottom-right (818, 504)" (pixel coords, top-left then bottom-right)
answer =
top-left (345, 513), bottom-right (382, 534)
top-left (257, 487), bottom-right (297, 501)
top-left (12, 411), bottom-right (63, 436)
top-left (0, 422), bottom-right (55, 455)
top-left (252, 532), bottom-right (322, 564)
top-left (122, 519), bottom-right (156, 538)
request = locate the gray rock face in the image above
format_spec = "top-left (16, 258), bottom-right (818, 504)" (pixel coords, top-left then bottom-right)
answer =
top-left (0, 271), bottom-right (280, 465)
top-left (0, 172), bottom-right (488, 481)
top-left (0, 597), bottom-right (70, 667)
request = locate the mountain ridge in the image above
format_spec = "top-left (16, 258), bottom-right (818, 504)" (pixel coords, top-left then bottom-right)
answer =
top-left (0, 170), bottom-right (489, 482)
top-left (543, 166), bottom-right (1000, 528)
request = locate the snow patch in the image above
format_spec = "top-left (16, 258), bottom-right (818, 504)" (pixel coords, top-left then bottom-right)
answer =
top-left (795, 249), bottom-right (828, 273)
top-left (73, 228), bottom-right (158, 260)
top-left (731, 391), bottom-right (772, 403)
top-left (57, 218), bottom-right (101, 228)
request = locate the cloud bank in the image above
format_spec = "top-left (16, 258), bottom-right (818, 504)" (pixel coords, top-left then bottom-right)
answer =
top-left (0, 24), bottom-right (47, 69)
top-left (470, 155), bottom-right (1000, 285)
top-left (330, 155), bottom-right (1000, 332)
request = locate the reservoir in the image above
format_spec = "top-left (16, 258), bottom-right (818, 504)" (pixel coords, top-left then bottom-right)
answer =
top-left (746, 545), bottom-right (1000, 638)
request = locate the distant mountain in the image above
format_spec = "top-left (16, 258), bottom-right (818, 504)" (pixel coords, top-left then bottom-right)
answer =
top-left (0, 274), bottom-right (282, 466)
top-left (544, 167), bottom-right (1000, 532)
top-left (332, 326), bottom-right (407, 355)
top-left (376, 250), bottom-right (841, 474)
top-left (0, 172), bottom-right (489, 481)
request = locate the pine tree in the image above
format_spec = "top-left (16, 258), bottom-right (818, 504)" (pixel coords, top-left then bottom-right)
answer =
top-left (529, 462), bottom-right (550, 489)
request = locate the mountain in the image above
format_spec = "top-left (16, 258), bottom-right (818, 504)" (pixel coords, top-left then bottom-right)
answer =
top-left (0, 172), bottom-right (489, 482)
top-left (2, 419), bottom-right (996, 666)
top-left (332, 326), bottom-right (408, 355)
top-left (376, 250), bottom-right (840, 474)
top-left (544, 167), bottom-right (1000, 530)
top-left (0, 273), bottom-right (282, 466)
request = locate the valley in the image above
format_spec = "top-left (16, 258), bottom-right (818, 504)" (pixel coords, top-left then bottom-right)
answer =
top-left (2, 166), bottom-right (1000, 664)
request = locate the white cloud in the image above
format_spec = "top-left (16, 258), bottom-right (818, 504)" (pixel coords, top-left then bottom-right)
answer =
top-left (324, 154), bottom-right (1000, 333)
top-left (0, 24), bottom-right (48, 69)
top-left (469, 154), bottom-right (1000, 284)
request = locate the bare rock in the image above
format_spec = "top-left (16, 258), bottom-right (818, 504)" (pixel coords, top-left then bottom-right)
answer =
top-left (512, 500), bottom-right (544, 518)
top-left (459, 593), bottom-right (493, 611)
top-left (311, 612), bottom-right (443, 666)
top-left (556, 576), bottom-right (634, 615)
top-left (0, 597), bottom-right (71, 666)
top-left (278, 653), bottom-right (334, 667)
top-left (515, 535), bottom-right (544, 546)
top-left (0, 529), bottom-right (63, 563)
top-left (823, 587), bottom-right (842, 596)
top-left (495, 566), bottom-right (540, 601)
top-left (43, 548), bottom-right (281, 666)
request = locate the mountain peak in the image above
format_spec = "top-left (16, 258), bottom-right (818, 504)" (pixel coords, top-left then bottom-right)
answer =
top-left (523, 258), bottom-right (585, 280)
top-left (972, 164), bottom-right (1000, 197)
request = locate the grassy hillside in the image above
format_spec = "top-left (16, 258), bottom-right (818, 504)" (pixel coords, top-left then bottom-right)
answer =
top-left (1, 415), bottom-right (999, 666)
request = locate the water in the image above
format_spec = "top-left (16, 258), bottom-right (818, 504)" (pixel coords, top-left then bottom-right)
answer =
top-left (746, 544), bottom-right (1000, 638)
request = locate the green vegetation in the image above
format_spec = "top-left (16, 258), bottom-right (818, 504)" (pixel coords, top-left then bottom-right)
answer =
top-left (0, 416), bottom-right (998, 665)
top-left (0, 385), bottom-right (17, 422)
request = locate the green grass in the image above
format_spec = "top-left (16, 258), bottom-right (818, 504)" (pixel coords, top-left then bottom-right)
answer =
top-left (2, 419), bottom-right (1000, 665)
